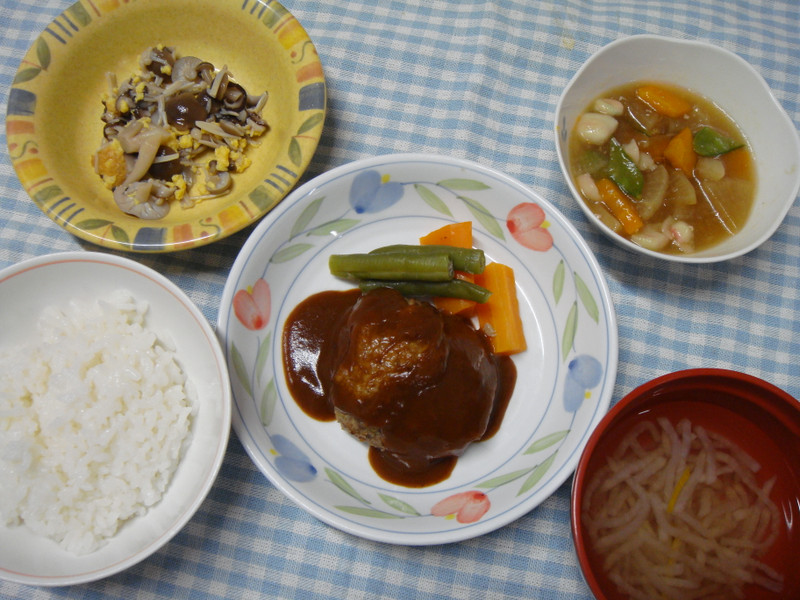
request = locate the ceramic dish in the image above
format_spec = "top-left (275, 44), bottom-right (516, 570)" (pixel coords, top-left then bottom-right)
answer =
top-left (6, 0), bottom-right (326, 252)
top-left (0, 252), bottom-right (231, 586)
top-left (217, 153), bottom-right (618, 544)
top-left (571, 369), bottom-right (800, 599)
top-left (554, 34), bottom-right (800, 263)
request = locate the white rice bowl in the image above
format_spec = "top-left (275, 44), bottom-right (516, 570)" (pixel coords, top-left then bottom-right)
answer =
top-left (0, 252), bottom-right (231, 586)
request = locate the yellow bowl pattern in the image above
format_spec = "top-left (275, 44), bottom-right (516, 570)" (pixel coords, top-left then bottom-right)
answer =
top-left (6, 0), bottom-right (326, 252)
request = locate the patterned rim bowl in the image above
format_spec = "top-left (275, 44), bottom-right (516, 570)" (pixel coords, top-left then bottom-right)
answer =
top-left (6, 0), bottom-right (326, 252)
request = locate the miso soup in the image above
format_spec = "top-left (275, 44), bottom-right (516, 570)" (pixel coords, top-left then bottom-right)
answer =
top-left (568, 81), bottom-right (756, 255)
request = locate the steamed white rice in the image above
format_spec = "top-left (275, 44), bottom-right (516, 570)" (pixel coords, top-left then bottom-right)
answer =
top-left (0, 290), bottom-right (193, 555)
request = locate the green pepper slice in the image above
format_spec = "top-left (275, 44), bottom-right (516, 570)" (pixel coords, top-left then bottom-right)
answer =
top-left (606, 138), bottom-right (643, 198)
top-left (693, 127), bottom-right (744, 157)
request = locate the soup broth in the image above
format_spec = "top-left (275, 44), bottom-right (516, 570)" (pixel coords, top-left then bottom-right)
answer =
top-left (568, 81), bottom-right (756, 255)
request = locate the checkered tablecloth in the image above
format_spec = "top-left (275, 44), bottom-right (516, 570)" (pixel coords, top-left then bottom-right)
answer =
top-left (1, 0), bottom-right (798, 598)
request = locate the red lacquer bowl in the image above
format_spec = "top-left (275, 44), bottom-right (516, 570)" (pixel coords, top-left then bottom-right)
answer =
top-left (571, 368), bottom-right (800, 600)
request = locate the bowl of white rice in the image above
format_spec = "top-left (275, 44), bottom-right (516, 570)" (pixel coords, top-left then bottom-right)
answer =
top-left (0, 251), bottom-right (231, 586)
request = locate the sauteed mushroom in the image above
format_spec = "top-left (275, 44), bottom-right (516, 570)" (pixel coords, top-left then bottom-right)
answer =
top-left (92, 46), bottom-right (270, 219)
top-left (205, 171), bottom-right (232, 195)
top-left (113, 180), bottom-right (172, 219)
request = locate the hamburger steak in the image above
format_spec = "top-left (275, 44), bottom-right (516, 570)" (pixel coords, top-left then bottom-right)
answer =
top-left (283, 287), bottom-right (516, 487)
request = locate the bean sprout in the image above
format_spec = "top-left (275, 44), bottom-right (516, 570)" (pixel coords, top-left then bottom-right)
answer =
top-left (582, 417), bottom-right (783, 599)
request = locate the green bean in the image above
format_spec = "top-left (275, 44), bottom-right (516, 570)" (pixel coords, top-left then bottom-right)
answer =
top-left (358, 279), bottom-right (492, 303)
top-left (369, 244), bottom-right (485, 274)
top-left (329, 253), bottom-right (453, 282)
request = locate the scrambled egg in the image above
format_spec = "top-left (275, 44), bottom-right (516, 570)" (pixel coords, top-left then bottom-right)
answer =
top-left (92, 139), bottom-right (126, 188)
top-left (171, 174), bottom-right (187, 201)
top-left (178, 134), bottom-right (195, 150)
top-left (134, 81), bottom-right (146, 103)
top-left (214, 145), bottom-right (230, 171)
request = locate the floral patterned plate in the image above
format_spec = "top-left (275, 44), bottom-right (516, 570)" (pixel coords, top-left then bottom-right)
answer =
top-left (217, 153), bottom-right (618, 544)
top-left (6, 0), bottom-right (325, 252)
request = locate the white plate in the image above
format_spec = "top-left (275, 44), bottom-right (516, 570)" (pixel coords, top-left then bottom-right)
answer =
top-left (217, 154), bottom-right (617, 544)
top-left (0, 252), bottom-right (231, 585)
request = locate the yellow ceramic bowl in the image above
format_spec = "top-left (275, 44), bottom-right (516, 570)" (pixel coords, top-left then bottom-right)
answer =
top-left (7, 0), bottom-right (326, 252)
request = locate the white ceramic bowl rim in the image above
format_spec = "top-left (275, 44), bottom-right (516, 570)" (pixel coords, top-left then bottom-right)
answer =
top-left (555, 34), bottom-right (800, 264)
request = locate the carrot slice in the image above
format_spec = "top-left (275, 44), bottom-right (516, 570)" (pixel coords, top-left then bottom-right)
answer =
top-left (420, 222), bottom-right (477, 316)
top-left (474, 262), bottom-right (526, 355)
top-left (664, 127), bottom-right (697, 176)
top-left (723, 147), bottom-right (753, 180)
top-left (419, 221), bottom-right (473, 247)
top-left (636, 84), bottom-right (692, 118)
top-left (596, 178), bottom-right (644, 235)
top-left (641, 134), bottom-right (672, 163)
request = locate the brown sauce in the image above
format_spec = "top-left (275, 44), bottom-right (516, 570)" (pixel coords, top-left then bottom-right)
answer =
top-left (282, 288), bottom-right (516, 487)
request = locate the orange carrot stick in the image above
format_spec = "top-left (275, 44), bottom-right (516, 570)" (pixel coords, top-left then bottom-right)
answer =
top-left (664, 127), bottom-right (697, 176)
top-left (420, 222), bottom-right (478, 316)
top-left (636, 84), bottom-right (692, 118)
top-left (723, 147), bottom-right (753, 180)
top-left (596, 178), bottom-right (644, 235)
top-left (419, 221), bottom-right (473, 247)
top-left (474, 262), bottom-right (526, 355)
top-left (642, 134), bottom-right (672, 164)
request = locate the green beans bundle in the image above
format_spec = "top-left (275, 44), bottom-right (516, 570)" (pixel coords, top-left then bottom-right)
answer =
top-left (329, 244), bottom-right (492, 303)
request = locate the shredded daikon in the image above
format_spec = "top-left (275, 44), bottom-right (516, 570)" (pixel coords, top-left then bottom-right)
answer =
top-left (582, 417), bottom-right (783, 599)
